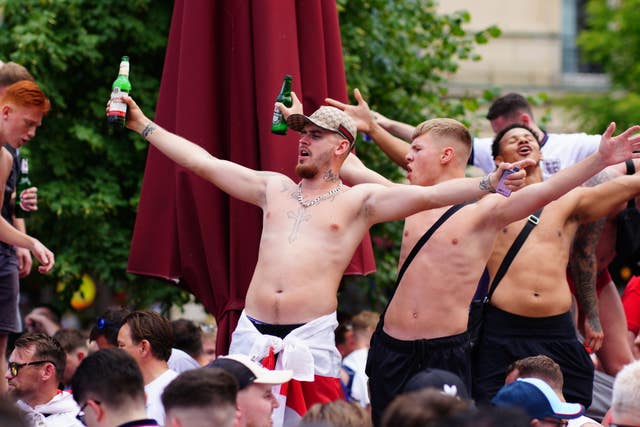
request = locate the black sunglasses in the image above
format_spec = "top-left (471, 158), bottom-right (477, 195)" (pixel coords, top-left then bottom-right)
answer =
top-left (7, 360), bottom-right (55, 377)
top-left (95, 317), bottom-right (119, 330)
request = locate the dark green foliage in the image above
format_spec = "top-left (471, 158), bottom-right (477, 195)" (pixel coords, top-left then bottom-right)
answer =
top-left (0, 0), bottom-right (189, 315)
top-left (557, 0), bottom-right (640, 133)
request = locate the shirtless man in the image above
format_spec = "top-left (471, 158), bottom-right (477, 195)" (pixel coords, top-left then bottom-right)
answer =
top-left (114, 94), bottom-right (522, 424)
top-left (325, 90), bottom-right (640, 425)
top-left (472, 124), bottom-right (640, 409)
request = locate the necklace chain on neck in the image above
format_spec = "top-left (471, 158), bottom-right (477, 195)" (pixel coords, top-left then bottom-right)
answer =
top-left (297, 181), bottom-right (343, 208)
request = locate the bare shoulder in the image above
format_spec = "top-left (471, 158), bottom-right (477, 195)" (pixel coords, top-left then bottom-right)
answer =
top-left (0, 148), bottom-right (13, 174)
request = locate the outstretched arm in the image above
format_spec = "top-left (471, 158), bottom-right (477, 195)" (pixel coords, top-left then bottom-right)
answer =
top-left (117, 95), bottom-right (273, 208)
top-left (326, 89), bottom-right (412, 168)
top-left (495, 123), bottom-right (640, 226)
top-left (372, 110), bottom-right (416, 141)
top-left (363, 160), bottom-right (528, 224)
top-left (342, 153), bottom-right (394, 186)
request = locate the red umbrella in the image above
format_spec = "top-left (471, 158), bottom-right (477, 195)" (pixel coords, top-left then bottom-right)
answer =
top-left (127, 0), bottom-right (375, 355)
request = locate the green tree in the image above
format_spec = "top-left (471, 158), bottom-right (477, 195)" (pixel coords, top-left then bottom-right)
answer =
top-left (336, 0), bottom-right (501, 309)
top-left (558, 0), bottom-right (640, 132)
top-left (0, 0), bottom-right (189, 316)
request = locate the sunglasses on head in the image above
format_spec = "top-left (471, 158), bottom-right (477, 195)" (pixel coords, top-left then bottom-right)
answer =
top-left (95, 317), bottom-right (119, 330)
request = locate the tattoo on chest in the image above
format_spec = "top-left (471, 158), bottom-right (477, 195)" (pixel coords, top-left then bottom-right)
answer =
top-left (287, 208), bottom-right (311, 243)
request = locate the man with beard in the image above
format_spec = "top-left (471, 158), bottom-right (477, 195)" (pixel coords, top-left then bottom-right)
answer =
top-left (6, 333), bottom-right (82, 426)
top-left (113, 94), bottom-right (525, 425)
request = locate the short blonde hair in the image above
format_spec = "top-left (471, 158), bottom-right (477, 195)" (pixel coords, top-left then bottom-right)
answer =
top-left (412, 118), bottom-right (472, 161)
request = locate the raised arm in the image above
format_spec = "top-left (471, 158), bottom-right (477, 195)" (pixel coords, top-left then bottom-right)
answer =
top-left (372, 110), bottom-right (416, 141)
top-left (118, 95), bottom-right (273, 208)
top-left (495, 123), bottom-right (640, 226)
top-left (326, 89), bottom-right (412, 168)
top-left (362, 161), bottom-right (527, 225)
top-left (342, 153), bottom-right (394, 186)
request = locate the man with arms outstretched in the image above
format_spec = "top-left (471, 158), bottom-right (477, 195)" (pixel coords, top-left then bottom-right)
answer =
top-left (327, 90), bottom-right (640, 425)
top-left (114, 94), bottom-right (523, 425)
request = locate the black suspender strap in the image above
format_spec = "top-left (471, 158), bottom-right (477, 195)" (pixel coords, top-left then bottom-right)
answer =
top-left (485, 207), bottom-right (543, 302)
top-left (626, 159), bottom-right (636, 209)
top-left (394, 202), bottom-right (470, 290)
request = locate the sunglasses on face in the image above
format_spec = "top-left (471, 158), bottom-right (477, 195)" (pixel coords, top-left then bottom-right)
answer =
top-left (7, 360), bottom-right (55, 377)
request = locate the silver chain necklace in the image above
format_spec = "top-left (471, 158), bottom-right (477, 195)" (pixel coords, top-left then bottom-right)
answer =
top-left (297, 181), bottom-right (343, 208)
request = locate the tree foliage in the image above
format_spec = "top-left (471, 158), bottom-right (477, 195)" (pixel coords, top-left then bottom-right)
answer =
top-left (0, 0), bottom-right (189, 316)
top-left (557, 0), bottom-right (640, 133)
top-left (336, 0), bottom-right (501, 308)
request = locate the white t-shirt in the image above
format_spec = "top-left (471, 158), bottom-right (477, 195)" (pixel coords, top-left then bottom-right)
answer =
top-left (472, 132), bottom-right (601, 180)
top-left (145, 369), bottom-right (178, 426)
top-left (568, 415), bottom-right (602, 427)
top-left (168, 348), bottom-right (200, 373)
top-left (342, 348), bottom-right (370, 407)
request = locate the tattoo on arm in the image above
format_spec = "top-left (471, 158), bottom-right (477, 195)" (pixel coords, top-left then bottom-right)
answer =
top-left (583, 169), bottom-right (611, 187)
top-left (142, 123), bottom-right (157, 139)
top-left (570, 219), bottom-right (606, 332)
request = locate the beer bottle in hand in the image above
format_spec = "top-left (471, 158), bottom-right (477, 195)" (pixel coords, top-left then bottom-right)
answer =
top-left (15, 157), bottom-right (32, 218)
top-left (107, 56), bottom-right (132, 128)
top-left (271, 74), bottom-right (292, 135)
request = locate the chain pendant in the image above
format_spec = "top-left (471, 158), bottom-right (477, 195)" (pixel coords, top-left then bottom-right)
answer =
top-left (297, 181), bottom-right (343, 208)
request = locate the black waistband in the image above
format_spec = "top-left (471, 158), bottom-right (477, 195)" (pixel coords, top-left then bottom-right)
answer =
top-left (374, 326), bottom-right (469, 354)
top-left (484, 304), bottom-right (576, 338)
top-left (248, 315), bottom-right (305, 339)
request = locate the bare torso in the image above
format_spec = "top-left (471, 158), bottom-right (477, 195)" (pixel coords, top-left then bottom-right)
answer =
top-left (490, 194), bottom-right (582, 317)
top-left (383, 200), bottom-right (501, 340)
top-left (244, 176), bottom-right (371, 324)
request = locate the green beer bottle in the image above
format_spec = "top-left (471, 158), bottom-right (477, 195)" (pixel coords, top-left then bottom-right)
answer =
top-left (271, 74), bottom-right (293, 135)
top-left (107, 56), bottom-right (132, 128)
top-left (15, 157), bottom-right (31, 218)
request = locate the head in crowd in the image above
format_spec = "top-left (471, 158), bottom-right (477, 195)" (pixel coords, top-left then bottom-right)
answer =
top-left (491, 124), bottom-right (542, 168)
top-left (0, 81), bottom-right (50, 150)
top-left (0, 396), bottom-right (28, 427)
top-left (350, 310), bottom-right (379, 347)
top-left (505, 355), bottom-right (564, 393)
top-left (52, 328), bottom-right (89, 386)
top-left (71, 348), bottom-right (147, 427)
top-left (209, 354), bottom-right (293, 427)
top-left (286, 106), bottom-right (357, 178)
top-left (610, 360), bottom-right (640, 426)
top-left (491, 378), bottom-right (584, 426)
top-left (382, 388), bottom-right (473, 427)
top-left (24, 304), bottom-right (61, 335)
top-left (462, 405), bottom-right (531, 427)
top-left (485, 93), bottom-right (536, 134)
top-left (403, 368), bottom-right (471, 401)
top-left (89, 306), bottom-right (130, 349)
top-left (6, 333), bottom-right (66, 404)
top-left (406, 118), bottom-right (473, 186)
top-left (161, 367), bottom-right (238, 427)
top-left (171, 318), bottom-right (203, 360)
top-left (335, 318), bottom-right (355, 358)
top-left (118, 310), bottom-right (174, 362)
top-left (0, 61), bottom-right (34, 88)
top-left (200, 324), bottom-right (217, 365)
top-left (300, 399), bottom-right (371, 427)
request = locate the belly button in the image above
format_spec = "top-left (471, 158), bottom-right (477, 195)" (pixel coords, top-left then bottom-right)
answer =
top-left (412, 312), bottom-right (418, 318)
top-left (276, 289), bottom-right (283, 294)
top-left (533, 292), bottom-right (540, 297)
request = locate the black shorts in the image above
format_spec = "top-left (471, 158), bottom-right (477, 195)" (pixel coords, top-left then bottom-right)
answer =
top-left (472, 304), bottom-right (594, 408)
top-left (366, 319), bottom-right (471, 426)
top-left (0, 269), bottom-right (21, 334)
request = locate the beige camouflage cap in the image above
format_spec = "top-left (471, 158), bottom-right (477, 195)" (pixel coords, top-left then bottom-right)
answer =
top-left (287, 106), bottom-right (356, 146)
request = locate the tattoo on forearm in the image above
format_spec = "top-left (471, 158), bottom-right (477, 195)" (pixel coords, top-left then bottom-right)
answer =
top-left (584, 170), bottom-right (611, 187)
top-left (142, 123), bottom-right (157, 139)
top-left (287, 208), bottom-right (311, 243)
top-left (570, 220), bottom-right (606, 331)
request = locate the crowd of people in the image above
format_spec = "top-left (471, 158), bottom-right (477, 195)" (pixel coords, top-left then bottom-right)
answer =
top-left (0, 56), bottom-right (639, 426)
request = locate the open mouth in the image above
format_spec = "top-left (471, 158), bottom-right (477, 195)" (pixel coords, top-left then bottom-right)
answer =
top-left (299, 148), bottom-right (310, 157)
top-left (517, 145), bottom-right (532, 155)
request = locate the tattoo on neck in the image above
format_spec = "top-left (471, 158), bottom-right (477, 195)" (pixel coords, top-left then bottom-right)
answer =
top-left (142, 123), bottom-right (157, 139)
top-left (323, 170), bottom-right (339, 182)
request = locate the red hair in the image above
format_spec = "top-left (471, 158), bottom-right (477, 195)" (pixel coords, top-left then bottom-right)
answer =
top-left (1, 80), bottom-right (50, 114)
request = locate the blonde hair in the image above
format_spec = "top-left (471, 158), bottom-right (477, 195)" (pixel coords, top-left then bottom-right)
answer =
top-left (412, 118), bottom-right (472, 161)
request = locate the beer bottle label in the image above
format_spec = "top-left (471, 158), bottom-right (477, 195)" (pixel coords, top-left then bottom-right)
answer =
top-left (109, 87), bottom-right (128, 117)
top-left (272, 105), bottom-right (284, 125)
